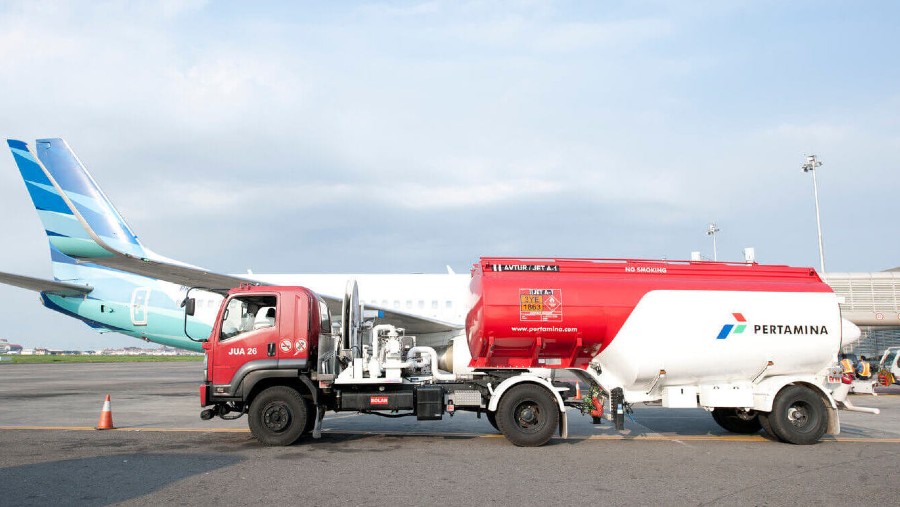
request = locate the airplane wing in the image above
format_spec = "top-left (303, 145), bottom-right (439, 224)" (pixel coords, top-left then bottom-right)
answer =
top-left (0, 271), bottom-right (93, 297)
top-left (83, 253), bottom-right (255, 295)
top-left (372, 307), bottom-right (462, 334)
top-left (319, 295), bottom-right (462, 335)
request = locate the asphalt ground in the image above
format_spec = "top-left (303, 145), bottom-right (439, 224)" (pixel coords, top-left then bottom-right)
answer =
top-left (1, 362), bottom-right (899, 506)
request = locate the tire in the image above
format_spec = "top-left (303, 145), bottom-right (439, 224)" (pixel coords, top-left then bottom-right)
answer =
top-left (767, 385), bottom-right (828, 445)
top-left (248, 386), bottom-right (309, 446)
top-left (758, 412), bottom-right (777, 440)
top-left (496, 384), bottom-right (559, 447)
top-left (710, 408), bottom-right (762, 434)
top-left (485, 411), bottom-right (499, 432)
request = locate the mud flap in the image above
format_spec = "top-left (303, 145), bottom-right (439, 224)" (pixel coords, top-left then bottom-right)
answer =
top-left (612, 387), bottom-right (625, 431)
top-left (312, 405), bottom-right (326, 439)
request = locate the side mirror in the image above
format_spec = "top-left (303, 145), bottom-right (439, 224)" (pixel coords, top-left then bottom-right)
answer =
top-left (181, 297), bottom-right (196, 317)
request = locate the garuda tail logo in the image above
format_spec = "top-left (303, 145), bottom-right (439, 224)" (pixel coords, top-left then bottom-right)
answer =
top-left (717, 313), bottom-right (747, 339)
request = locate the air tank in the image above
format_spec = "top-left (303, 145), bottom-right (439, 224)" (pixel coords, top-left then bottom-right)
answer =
top-left (467, 258), bottom-right (842, 388)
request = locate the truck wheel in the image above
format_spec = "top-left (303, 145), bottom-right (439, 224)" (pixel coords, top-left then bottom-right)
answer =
top-left (485, 411), bottom-right (499, 432)
top-left (248, 386), bottom-right (308, 446)
top-left (758, 412), bottom-right (777, 440)
top-left (767, 385), bottom-right (827, 445)
top-left (496, 384), bottom-right (558, 447)
top-left (710, 408), bottom-right (762, 434)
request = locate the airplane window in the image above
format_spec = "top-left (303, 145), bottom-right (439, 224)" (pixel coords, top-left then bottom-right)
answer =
top-left (431, 300), bottom-right (438, 309)
top-left (418, 300), bottom-right (425, 309)
top-left (406, 300), bottom-right (412, 309)
top-left (382, 300), bottom-right (388, 307)
top-left (393, 300), bottom-right (400, 309)
top-left (445, 301), bottom-right (453, 309)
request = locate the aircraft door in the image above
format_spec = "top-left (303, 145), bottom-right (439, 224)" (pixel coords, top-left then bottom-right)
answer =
top-left (131, 287), bottom-right (151, 326)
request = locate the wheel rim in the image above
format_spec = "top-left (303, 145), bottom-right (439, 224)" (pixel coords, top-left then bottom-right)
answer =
top-left (735, 409), bottom-right (757, 421)
top-left (262, 402), bottom-right (292, 433)
top-left (786, 402), bottom-right (811, 429)
top-left (513, 401), bottom-right (543, 432)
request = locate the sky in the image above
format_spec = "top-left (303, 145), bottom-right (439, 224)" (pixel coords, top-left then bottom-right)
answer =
top-left (1, 0), bottom-right (898, 350)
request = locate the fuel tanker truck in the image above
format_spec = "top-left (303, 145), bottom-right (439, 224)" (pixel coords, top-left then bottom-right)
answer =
top-left (196, 257), bottom-right (867, 446)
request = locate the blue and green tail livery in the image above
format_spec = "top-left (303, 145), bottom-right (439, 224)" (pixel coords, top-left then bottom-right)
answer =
top-left (8, 139), bottom-right (147, 260)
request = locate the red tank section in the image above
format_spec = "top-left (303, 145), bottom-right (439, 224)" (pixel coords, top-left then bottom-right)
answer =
top-left (466, 257), bottom-right (832, 369)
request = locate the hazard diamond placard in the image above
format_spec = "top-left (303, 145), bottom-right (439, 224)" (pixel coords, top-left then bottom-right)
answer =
top-left (519, 288), bottom-right (563, 322)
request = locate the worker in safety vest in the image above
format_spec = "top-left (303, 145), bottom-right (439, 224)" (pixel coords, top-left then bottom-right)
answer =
top-left (840, 354), bottom-right (854, 374)
top-left (840, 354), bottom-right (855, 384)
top-left (856, 355), bottom-right (872, 380)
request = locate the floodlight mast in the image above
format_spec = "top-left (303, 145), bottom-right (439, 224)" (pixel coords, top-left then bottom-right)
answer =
top-left (706, 223), bottom-right (720, 261)
top-left (801, 155), bottom-right (826, 274)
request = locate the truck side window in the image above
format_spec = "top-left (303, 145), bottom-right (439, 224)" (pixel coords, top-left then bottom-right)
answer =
top-left (220, 295), bottom-right (278, 341)
top-left (318, 300), bottom-right (331, 336)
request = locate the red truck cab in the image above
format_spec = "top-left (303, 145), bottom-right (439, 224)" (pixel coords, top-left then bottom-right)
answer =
top-left (200, 285), bottom-right (330, 411)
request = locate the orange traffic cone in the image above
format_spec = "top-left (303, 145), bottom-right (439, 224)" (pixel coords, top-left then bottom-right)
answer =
top-left (96, 394), bottom-right (114, 430)
top-left (574, 382), bottom-right (582, 400)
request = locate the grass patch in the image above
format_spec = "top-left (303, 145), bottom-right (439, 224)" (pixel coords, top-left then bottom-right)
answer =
top-left (0, 355), bottom-right (203, 364)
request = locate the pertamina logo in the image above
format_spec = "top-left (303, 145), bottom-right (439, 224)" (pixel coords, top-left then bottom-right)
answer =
top-left (717, 313), bottom-right (747, 340)
top-left (716, 312), bottom-right (829, 339)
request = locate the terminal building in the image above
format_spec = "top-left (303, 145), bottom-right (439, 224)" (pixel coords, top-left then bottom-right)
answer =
top-left (825, 269), bottom-right (900, 359)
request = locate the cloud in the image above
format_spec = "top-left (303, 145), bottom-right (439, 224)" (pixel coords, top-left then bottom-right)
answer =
top-left (764, 122), bottom-right (853, 145)
top-left (386, 178), bottom-right (562, 209)
top-left (534, 18), bottom-right (674, 52)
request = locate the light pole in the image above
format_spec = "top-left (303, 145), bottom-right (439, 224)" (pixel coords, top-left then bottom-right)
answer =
top-left (707, 223), bottom-right (720, 261)
top-left (801, 155), bottom-right (826, 274)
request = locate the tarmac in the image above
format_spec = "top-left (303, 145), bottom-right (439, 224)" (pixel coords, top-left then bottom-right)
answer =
top-left (1, 362), bottom-right (899, 505)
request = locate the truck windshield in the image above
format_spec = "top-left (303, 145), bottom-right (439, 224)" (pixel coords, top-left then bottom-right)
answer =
top-left (220, 295), bottom-right (277, 341)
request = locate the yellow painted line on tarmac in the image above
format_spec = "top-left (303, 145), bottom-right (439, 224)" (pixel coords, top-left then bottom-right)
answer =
top-left (0, 426), bottom-right (98, 431)
top-left (580, 434), bottom-right (900, 443)
top-left (2, 426), bottom-right (900, 443)
top-left (583, 434), bottom-right (769, 442)
top-left (0, 425), bottom-right (249, 433)
top-left (825, 437), bottom-right (900, 443)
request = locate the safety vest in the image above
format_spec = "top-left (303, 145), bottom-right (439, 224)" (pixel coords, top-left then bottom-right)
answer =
top-left (857, 361), bottom-right (871, 378)
top-left (840, 358), bottom-right (854, 374)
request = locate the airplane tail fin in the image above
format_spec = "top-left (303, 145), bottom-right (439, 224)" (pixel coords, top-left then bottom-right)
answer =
top-left (7, 138), bottom-right (150, 266)
top-left (8, 138), bottom-right (251, 292)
